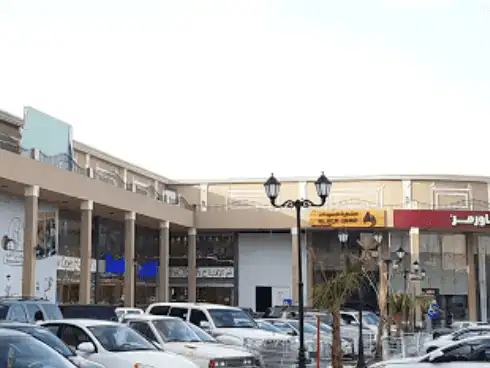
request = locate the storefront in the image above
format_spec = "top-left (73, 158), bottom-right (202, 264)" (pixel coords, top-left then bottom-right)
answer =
top-left (309, 209), bottom-right (389, 311)
top-left (392, 209), bottom-right (490, 321)
top-left (169, 232), bottom-right (238, 305)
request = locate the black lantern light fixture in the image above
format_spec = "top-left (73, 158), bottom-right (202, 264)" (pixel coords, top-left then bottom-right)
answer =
top-left (264, 172), bottom-right (331, 368)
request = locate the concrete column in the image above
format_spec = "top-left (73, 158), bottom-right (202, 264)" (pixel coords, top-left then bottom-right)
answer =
top-left (79, 200), bottom-right (93, 304)
top-left (158, 221), bottom-right (170, 301)
top-left (378, 237), bottom-right (389, 327)
top-left (467, 233), bottom-right (477, 321)
top-left (409, 227), bottom-right (421, 326)
top-left (478, 236), bottom-right (488, 321)
top-left (291, 227), bottom-right (299, 304)
top-left (123, 211), bottom-right (136, 307)
top-left (22, 185), bottom-right (39, 297)
top-left (187, 228), bottom-right (197, 302)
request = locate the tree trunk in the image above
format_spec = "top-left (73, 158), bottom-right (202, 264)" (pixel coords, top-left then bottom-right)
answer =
top-left (331, 310), bottom-right (343, 368)
top-left (375, 260), bottom-right (388, 360)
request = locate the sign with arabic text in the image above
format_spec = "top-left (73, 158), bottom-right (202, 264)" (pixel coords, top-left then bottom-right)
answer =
top-left (169, 267), bottom-right (234, 279)
top-left (309, 209), bottom-right (386, 228)
top-left (394, 210), bottom-right (490, 229)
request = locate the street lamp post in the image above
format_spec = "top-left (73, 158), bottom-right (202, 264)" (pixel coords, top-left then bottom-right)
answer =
top-left (264, 172), bottom-right (331, 368)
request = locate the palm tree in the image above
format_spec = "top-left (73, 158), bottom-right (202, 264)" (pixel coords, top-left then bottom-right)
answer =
top-left (313, 261), bottom-right (362, 368)
top-left (388, 292), bottom-right (432, 334)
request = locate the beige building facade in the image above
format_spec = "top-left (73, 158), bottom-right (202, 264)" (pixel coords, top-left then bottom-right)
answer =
top-left (1, 108), bottom-right (490, 319)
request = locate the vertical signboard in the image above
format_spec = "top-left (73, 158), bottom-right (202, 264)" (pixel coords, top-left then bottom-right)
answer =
top-left (0, 194), bottom-right (58, 300)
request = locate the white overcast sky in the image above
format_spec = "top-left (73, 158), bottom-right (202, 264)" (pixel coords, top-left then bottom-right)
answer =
top-left (1, 0), bottom-right (490, 180)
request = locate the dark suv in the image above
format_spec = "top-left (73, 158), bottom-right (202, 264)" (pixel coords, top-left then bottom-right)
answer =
top-left (0, 297), bottom-right (62, 322)
top-left (59, 304), bottom-right (118, 321)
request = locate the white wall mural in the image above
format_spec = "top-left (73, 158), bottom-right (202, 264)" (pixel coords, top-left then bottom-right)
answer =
top-left (0, 193), bottom-right (58, 300)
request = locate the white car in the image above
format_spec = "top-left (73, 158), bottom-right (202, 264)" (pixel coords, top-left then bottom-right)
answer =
top-left (369, 335), bottom-right (490, 367)
top-left (423, 326), bottom-right (490, 353)
top-left (146, 303), bottom-right (296, 367)
top-left (121, 314), bottom-right (258, 368)
top-left (116, 307), bottom-right (144, 321)
top-left (145, 303), bottom-right (293, 347)
top-left (340, 310), bottom-right (379, 335)
top-left (40, 319), bottom-right (199, 368)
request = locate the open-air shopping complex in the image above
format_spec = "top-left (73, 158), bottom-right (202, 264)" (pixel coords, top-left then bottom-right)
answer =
top-left (2, 106), bottom-right (490, 322)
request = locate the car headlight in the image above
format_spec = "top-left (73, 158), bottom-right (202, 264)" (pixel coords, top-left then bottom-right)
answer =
top-left (134, 364), bottom-right (156, 368)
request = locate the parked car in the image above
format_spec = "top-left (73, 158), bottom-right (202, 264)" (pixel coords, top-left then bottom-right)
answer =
top-left (340, 310), bottom-right (379, 335)
top-left (0, 327), bottom-right (75, 368)
top-left (0, 321), bottom-right (105, 368)
top-left (423, 325), bottom-right (490, 353)
top-left (115, 307), bottom-right (144, 321)
top-left (146, 302), bottom-right (293, 346)
top-left (0, 296), bottom-right (62, 323)
top-left (146, 302), bottom-right (296, 366)
top-left (255, 319), bottom-right (289, 335)
top-left (305, 320), bottom-right (355, 358)
top-left (369, 335), bottom-right (490, 367)
top-left (40, 319), bottom-right (199, 368)
top-left (261, 318), bottom-right (340, 359)
top-left (59, 304), bottom-right (118, 321)
top-left (122, 314), bottom-right (259, 368)
top-left (304, 312), bottom-right (375, 356)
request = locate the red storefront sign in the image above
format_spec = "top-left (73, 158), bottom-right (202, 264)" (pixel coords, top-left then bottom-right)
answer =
top-left (393, 209), bottom-right (490, 229)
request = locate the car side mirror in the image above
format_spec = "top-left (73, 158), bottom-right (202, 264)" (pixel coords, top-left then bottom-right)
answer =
top-left (428, 349), bottom-right (444, 362)
top-left (77, 342), bottom-right (96, 354)
top-left (200, 321), bottom-right (211, 330)
top-left (288, 330), bottom-right (297, 336)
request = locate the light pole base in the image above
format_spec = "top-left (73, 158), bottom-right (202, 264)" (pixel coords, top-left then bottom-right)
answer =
top-left (297, 348), bottom-right (307, 368)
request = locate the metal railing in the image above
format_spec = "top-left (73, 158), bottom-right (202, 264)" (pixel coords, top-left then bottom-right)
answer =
top-left (243, 338), bottom-right (298, 368)
top-left (1, 141), bottom-right (191, 208)
top-left (381, 332), bottom-right (432, 361)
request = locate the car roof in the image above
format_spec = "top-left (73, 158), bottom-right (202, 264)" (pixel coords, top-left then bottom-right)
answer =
top-left (42, 319), bottom-right (121, 327)
top-left (148, 302), bottom-right (241, 310)
top-left (429, 334), bottom-right (490, 353)
top-left (122, 314), bottom-right (177, 321)
top-left (455, 325), bottom-right (490, 332)
top-left (0, 298), bottom-right (52, 305)
top-left (0, 328), bottom-right (32, 337)
top-left (60, 304), bottom-right (115, 308)
top-left (0, 322), bottom-right (37, 328)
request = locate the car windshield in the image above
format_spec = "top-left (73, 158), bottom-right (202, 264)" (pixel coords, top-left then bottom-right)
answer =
top-left (12, 326), bottom-right (75, 357)
top-left (187, 322), bottom-right (216, 342)
top-left (288, 320), bottom-right (318, 334)
top-left (306, 322), bottom-right (332, 334)
top-left (207, 308), bottom-right (257, 328)
top-left (257, 321), bottom-right (284, 334)
top-left (363, 313), bottom-right (379, 325)
top-left (89, 325), bottom-right (158, 352)
top-left (0, 335), bottom-right (75, 368)
top-left (152, 319), bottom-right (201, 342)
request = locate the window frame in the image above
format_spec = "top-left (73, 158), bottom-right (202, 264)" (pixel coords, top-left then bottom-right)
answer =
top-left (189, 308), bottom-right (209, 327)
top-left (168, 307), bottom-right (189, 321)
top-left (58, 324), bottom-right (98, 353)
top-left (129, 321), bottom-right (158, 344)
